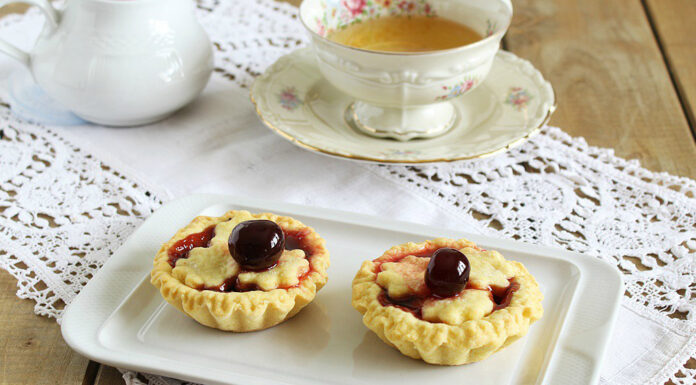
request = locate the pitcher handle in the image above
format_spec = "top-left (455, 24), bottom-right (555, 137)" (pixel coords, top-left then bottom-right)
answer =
top-left (0, 0), bottom-right (59, 68)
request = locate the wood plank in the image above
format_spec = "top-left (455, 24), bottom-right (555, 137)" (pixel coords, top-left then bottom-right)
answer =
top-left (506, 0), bottom-right (696, 179)
top-left (0, 4), bottom-right (29, 15)
top-left (639, 5), bottom-right (696, 380)
top-left (280, 0), bottom-right (301, 6)
top-left (93, 365), bottom-right (125, 385)
top-left (83, 361), bottom-right (100, 385)
top-left (0, 269), bottom-right (90, 384)
top-left (644, 0), bottom-right (696, 134)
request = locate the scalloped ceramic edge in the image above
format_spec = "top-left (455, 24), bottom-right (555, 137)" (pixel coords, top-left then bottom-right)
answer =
top-left (250, 48), bottom-right (556, 164)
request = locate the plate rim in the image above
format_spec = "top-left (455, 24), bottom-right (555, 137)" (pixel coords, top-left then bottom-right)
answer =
top-left (250, 48), bottom-right (557, 164)
top-left (61, 193), bottom-right (622, 385)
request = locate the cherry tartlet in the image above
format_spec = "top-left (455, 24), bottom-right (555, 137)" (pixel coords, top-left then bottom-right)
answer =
top-left (150, 210), bottom-right (330, 332)
top-left (351, 238), bottom-right (543, 365)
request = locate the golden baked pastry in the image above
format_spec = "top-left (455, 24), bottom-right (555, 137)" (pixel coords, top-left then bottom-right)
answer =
top-left (351, 238), bottom-right (542, 365)
top-left (151, 210), bottom-right (329, 332)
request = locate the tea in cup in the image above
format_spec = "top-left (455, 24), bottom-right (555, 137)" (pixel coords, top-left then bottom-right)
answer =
top-left (327, 14), bottom-right (483, 53)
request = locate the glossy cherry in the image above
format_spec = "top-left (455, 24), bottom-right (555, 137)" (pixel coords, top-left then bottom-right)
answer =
top-left (425, 248), bottom-right (471, 298)
top-left (228, 220), bottom-right (285, 271)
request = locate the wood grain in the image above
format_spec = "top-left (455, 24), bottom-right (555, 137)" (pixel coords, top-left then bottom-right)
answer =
top-left (0, 4), bottom-right (28, 14)
top-left (641, 1), bottom-right (696, 375)
top-left (644, 0), bottom-right (696, 134)
top-left (0, 270), bottom-right (89, 385)
top-left (505, 0), bottom-right (696, 179)
top-left (93, 365), bottom-right (125, 385)
top-left (280, 0), bottom-right (301, 6)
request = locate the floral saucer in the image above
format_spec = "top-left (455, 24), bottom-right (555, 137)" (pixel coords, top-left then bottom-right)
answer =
top-left (251, 48), bottom-right (555, 163)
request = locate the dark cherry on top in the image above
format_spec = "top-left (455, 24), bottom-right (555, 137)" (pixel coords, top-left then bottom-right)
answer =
top-left (425, 248), bottom-right (471, 298)
top-left (228, 220), bottom-right (285, 271)
top-left (166, 220), bottom-right (315, 293)
top-left (377, 247), bottom-right (520, 321)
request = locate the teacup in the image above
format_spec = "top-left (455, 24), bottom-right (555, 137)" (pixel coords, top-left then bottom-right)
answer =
top-left (300, 0), bottom-right (512, 141)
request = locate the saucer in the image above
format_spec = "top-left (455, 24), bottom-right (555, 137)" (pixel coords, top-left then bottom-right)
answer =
top-left (251, 48), bottom-right (555, 163)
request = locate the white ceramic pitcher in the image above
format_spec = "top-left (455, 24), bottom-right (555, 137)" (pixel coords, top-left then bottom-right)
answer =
top-left (0, 0), bottom-right (214, 126)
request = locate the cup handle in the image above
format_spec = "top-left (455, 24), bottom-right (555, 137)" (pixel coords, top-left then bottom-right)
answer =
top-left (0, 0), bottom-right (59, 68)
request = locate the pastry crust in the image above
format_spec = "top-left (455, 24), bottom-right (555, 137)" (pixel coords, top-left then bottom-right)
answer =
top-left (351, 238), bottom-right (543, 365)
top-left (151, 210), bottom-right (329, 332)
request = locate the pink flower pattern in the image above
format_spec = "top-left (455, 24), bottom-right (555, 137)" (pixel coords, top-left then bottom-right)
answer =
top-left (504, 87), bottom-right (532, 111)
top-left (278, 87), bottom-right (303, 111)
top-left (342, 0), bottom-right (366, 16)
top-left (316, 21), bottom-right (326, 36)
top-left (313, 0), bottom-right (435, 37)
top-left (435, 79), bottom-right (477, 101)
top-left (486, 19), bottom-right (497, 36)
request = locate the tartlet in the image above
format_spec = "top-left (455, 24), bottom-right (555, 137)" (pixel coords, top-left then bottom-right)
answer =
top-left (151, 210), bottom-right (330, 332)
top-left (351, 238), bottom-right (543, 365)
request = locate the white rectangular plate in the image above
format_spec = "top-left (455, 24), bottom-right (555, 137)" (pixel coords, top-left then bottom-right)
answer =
top-left (62, 194), bottom-right (622, 385)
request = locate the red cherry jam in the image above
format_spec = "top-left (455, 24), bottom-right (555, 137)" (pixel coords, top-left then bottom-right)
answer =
top-left (284, 228), bottom-right (315, 257)
top-left (378, 292), bottom-right (429, 319)
top-left (202, 276), bottom-right (237, 292)
top-left (489, 279), bottom-right (520, 311)
top-left (201, 277), bottom-right (263, 293)
top-left (167, 225), bottom-right (216, 267)
top-left (375, 246), bottom-right (519, 321)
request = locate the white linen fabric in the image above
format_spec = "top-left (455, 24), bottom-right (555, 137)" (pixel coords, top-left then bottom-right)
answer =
top-left (0, 1), bottom-right (694, 384)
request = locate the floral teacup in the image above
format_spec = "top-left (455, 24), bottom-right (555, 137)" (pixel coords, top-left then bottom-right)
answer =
top-left (300, 0), bottom-right (512, 141)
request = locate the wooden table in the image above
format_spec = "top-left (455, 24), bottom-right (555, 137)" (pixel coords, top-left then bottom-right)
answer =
top-left (1, 0), bottom-right (695, 384)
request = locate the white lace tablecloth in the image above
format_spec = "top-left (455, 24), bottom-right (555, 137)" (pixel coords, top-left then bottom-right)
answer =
top-left (0, 1), bottom-right (694, 384)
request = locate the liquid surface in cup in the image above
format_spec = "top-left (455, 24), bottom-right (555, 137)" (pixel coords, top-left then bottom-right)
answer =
top-left (327, 16), bottom-right (482, 52)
